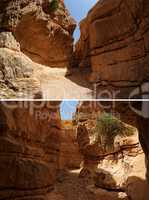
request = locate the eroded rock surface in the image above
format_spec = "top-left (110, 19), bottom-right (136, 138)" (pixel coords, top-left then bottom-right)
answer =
top-left (111, 101), bottom-right (149, 188)
top-left (0, 0), bottom-right (76, 68)
top-left (76, 101), bottom-right (149, 200)
top-left (0, 0), bottom-right (77, 99)
top-left (0, 100), bottom-right (148, 200)
top-left (0, 30), bottom-right (42, 98)
top-left (0, 0), bottom-right (149, 99)
top-left (0, 101), bottom-right (61, 199)
top-left (75, 0), bottom-right (149, 97)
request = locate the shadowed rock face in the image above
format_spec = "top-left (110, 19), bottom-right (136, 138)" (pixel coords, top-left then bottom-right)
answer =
top-left (59, 123), bottom-right (83, 170)
top-left (75, 0), bottom-right (149, 89)
top-left (0, 101), bottom-right (61, 199)
top-left (0, 0), bottom-right (76, 68)
top-left (137, 115), bottom-right (149, 182)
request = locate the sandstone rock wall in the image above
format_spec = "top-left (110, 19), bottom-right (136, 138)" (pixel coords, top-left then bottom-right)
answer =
top-left (76, 101), bottom-right (149, 200)
top-left (75, 0), bottom-right (149, 92)
top-left (0, 0), bottom-right (76, 68)
top-left (104, 101), bottom-right (149, 192)
top-left (76, 122), bottom-right (148, 199)
top-left (0, 31), bottom-right (42, 99)
top-left (0, 0), bottom-right (76, 98)
top-left (0, 101), bottom-right (61, 199)
top-left (109, 101), bottom-right (149, 179)
top-left (59, 125), bottom-right (82, 169)
top-left (73, 101), bottom-right (102, 124)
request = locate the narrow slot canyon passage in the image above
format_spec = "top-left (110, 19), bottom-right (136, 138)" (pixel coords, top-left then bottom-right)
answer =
top-left (54, 100), bottom-right (95, 200)
top-left (0, 101), bottom-right (149, 199)
top-left (0, 0), bottom-right (149, 200)
top-left (50, 101), bottom-right (149, 200)
top-left (31, 0), bottom-right (98, 100)
top-left (1, 0), bottom-right (148, 99)
top-left (0, 0), bottom-right (95, 99)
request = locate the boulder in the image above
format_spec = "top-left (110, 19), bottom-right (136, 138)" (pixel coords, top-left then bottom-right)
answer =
top-left (88, 185), bottom-right (128, 200)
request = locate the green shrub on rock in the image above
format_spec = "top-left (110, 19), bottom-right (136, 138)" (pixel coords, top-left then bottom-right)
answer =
top-left (93, 113), bottom-right (135, 150)
top-left (49, 0), bottom-right (59, 12)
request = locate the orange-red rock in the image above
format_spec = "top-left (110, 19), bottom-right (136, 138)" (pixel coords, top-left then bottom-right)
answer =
top-left (0, 101), bottom-right (61, 199)
top-left (75, 0), bottom-right (149, 89)
top-left (59, 121), bottom-right (82, 169)
top-left (0, 0), bottom-right (76, 68)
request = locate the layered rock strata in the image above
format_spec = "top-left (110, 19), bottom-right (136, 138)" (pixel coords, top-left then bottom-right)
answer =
top-left (76, 100), bottom-right (149, 199)
top-left (75, 0), bottom-right (149, 97)
top-left (77, 122), bottom-right (146, 199)
top-left (110, 101), bottom-right (149, 185)
top-left (0, 101), bottom-right (61, 199)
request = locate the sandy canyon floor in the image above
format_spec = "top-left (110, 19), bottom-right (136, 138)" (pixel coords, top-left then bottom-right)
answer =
top-left (33, 65), bottom-right (93, 99)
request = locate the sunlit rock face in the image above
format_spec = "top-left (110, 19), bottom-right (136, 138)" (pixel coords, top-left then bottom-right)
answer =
top-left (113, 101), bottom-right (149, 182)
top-left (109, 101), bottom-right (149, 200)
top-left (0, 0), bottom-right (76, 68)
top-left (75, 101), bottom-right (149, 199)
top-left (0, 101), bottom-right (61, 199)
top-left (0, 31), bottom-right (42, 99)
top-left (75, 0), bottom-right (149, 96)
top-left (0, 0), bottom-right (76, 98)
top-left (76, 119), bottom-right (147, 200)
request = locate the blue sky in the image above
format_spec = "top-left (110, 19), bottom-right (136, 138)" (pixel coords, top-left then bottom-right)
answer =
top-left (64, 0), bottom-right (97, 42)
top-left (60, 100), bottom-right (78, 120)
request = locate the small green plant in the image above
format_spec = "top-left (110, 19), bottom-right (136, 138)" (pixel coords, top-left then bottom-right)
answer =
top-left (49, 0), bottom-right (59, 12)
top-left (92, 113), bottom-right (135, 150)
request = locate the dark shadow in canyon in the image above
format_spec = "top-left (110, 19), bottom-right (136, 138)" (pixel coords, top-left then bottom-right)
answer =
top-left (66, 67), bottom-right (92, 89)
top-left (126, 176), bottom-right (149, 200)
